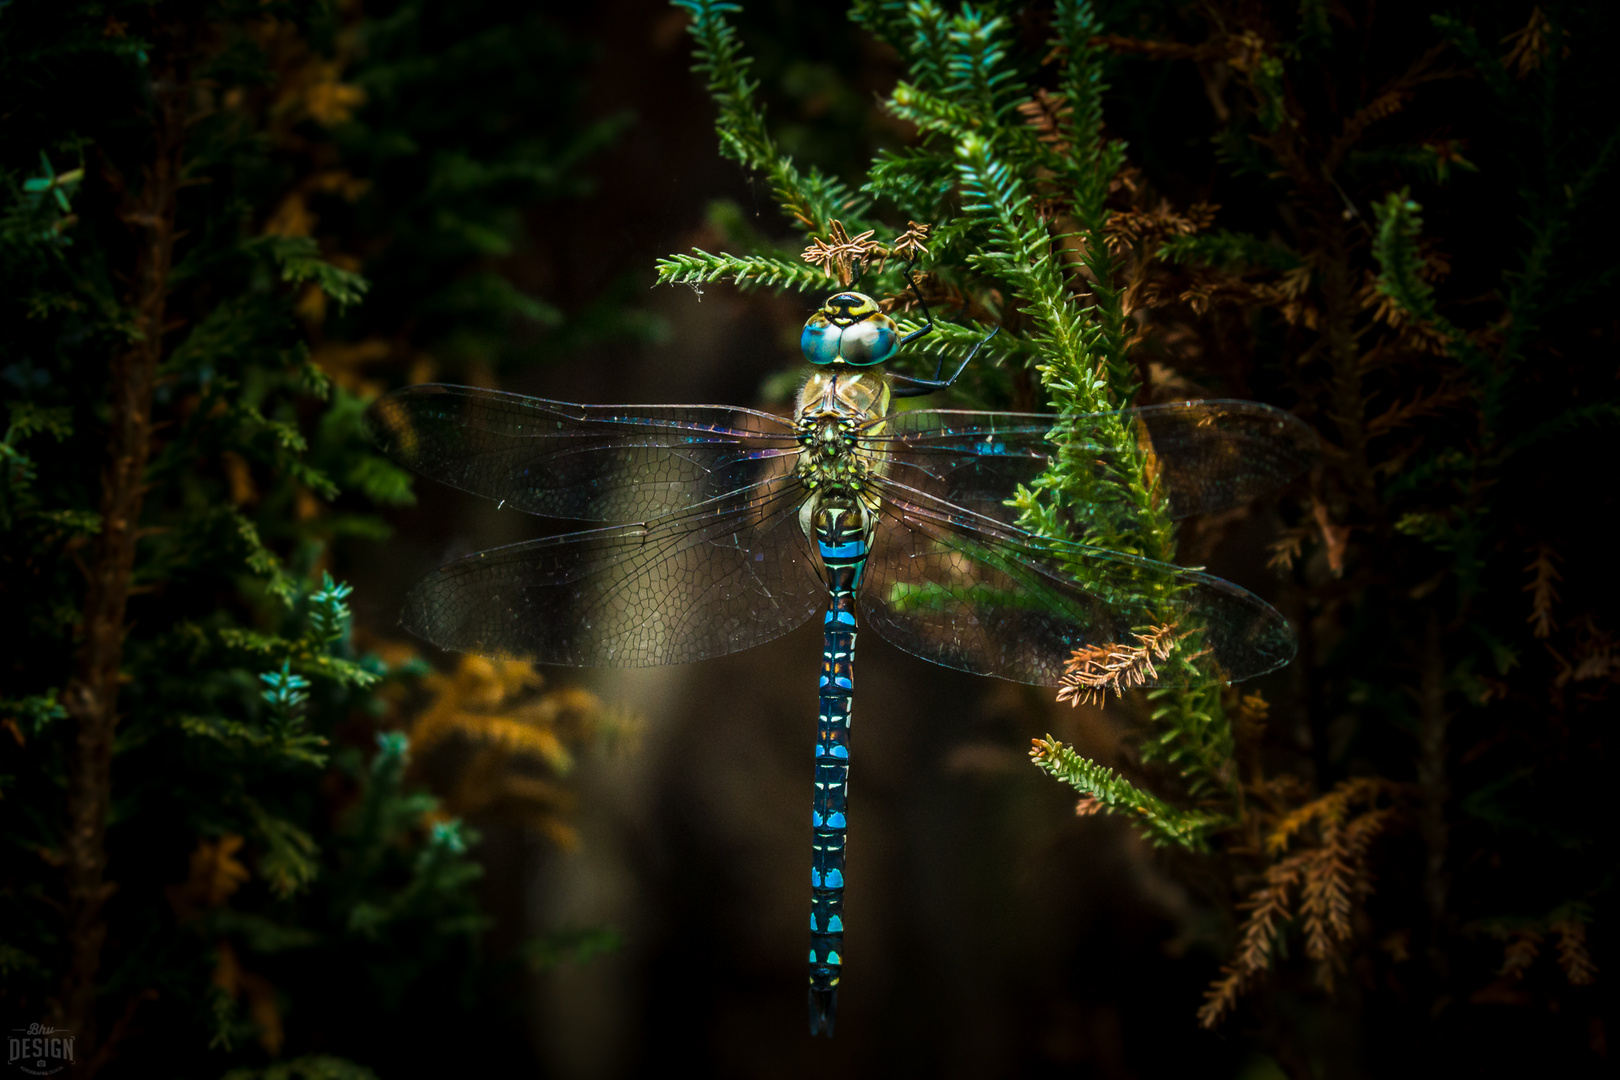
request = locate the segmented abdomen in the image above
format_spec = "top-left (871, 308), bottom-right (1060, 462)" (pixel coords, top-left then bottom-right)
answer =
top-left (808, 502), bottom-right (865, 1036)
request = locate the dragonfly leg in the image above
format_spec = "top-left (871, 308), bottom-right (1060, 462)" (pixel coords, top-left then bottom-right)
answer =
top-left (890, 322), bottom-right (1001, 398)
top-left (895, 261), bottom-right (937, 348)
top-left (891, 261), bottom-right (999, 397)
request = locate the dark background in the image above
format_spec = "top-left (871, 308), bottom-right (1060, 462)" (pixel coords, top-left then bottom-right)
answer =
top-left (3, 1), bottom-right (1613, 1077)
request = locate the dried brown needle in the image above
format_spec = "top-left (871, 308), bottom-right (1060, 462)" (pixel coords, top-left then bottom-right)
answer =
top-left (1056, 623), bottom-right (1182, 707)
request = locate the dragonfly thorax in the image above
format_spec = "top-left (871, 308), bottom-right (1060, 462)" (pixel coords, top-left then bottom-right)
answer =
top-left (795, 368), bottom-right (890, 421)
top-left (794, 369), bottom-right (890, 500)
top-left (808, 416), bottom-right (853, 458)
top-left (795, 410), bottom-right (869, 495)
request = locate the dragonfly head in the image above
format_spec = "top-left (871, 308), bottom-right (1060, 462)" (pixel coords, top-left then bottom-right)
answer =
top-left (801, 291), bottom-right (900, 368)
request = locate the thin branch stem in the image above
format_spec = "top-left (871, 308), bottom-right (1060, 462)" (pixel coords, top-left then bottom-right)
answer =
top-left (58, 57), bottom-right (187, 1066)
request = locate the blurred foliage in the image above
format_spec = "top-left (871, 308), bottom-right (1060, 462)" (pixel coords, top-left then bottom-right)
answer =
top-left (664, 0), bottom-right (1615, 1074)
top-left (402, 653), bottom-right (637, 851)
top-left (0, 0), bottom-right (625, 1075)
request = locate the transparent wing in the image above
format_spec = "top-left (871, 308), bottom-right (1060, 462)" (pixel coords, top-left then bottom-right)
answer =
top-left (368, 383), bottom-right (800, 522)
top-left (859, 476), bottom-right (1296, 687)
top-left (864, 399), bottom-right (1318, 524)
top-left (401, 476), bottom-right (824, 666)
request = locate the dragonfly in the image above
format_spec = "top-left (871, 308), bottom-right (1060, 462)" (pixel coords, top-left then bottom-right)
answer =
top-left (367, 275), bottom-right (1317, 1036)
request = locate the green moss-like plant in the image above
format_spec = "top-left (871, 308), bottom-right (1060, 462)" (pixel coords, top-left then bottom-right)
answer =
top-left (0, 2), bottom-right (623, 1074)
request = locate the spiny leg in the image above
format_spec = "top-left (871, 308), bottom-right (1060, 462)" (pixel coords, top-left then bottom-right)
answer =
top-left (889, 261), bottom-right (1001, 398)
top-left (896, 261), bottom-right (937, 348)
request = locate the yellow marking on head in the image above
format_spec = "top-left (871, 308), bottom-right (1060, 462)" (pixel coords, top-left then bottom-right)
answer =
top-left (818, 291), bottom-right (883, 325)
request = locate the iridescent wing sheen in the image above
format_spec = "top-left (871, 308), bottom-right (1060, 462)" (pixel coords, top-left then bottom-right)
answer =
top-left (858, 475), bottom-right (1296, 686)
top-left (863, 399), bottom-right (1318, 524)
top-left (400, 476), bottom-right (824, 666)
top-left (367, 383), bottom-right (800, 522)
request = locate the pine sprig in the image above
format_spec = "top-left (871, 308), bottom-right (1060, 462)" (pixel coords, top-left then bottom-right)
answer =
top-left (1057, 623), bottom-right (1182, 705)
top-left (1199, 779), bottom-right (1401, 1024)
top-left (654, 249), bottom-right (828, 292)
top-left (1144, 683), bottom-right (1234, 796)
top-left (674, 0), bottom-right (866, 233)
top-left (261, 237), bottom-right (369, 309)
top-left (864, 146), bottom-right (959, 213)
top-left (846, 0), bottom-right (910, 52)
top-left (1372, 192), bottom-right (1457, 342)
top-left (307, 573), bottom-right (355, 648)
top-left (1029, 736), bottom-right (1218, 849)
top-left (944, 6), bottom-right (1025, 125)
top-left (903, 0), bottom-right (953, 93)
top-left (1051, 0), bottom-right (1130, 396)
top-left (953, 135), bottom-right (1080, 364)
top-left (887, 80), bottom-right (989, 143)
top-left (1053, 0), bottom-right (1113, 170)
top-left (888, 318), bottom-right (1030, 366)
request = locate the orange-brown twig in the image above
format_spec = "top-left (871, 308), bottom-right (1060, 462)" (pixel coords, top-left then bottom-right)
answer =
top-left (1057, 623), bottom-right (1182, 706)
top-left (801, 220), bottom-right (932, 285)
top-left (801, 220), bottom-right (877, 286)
top-left (1200, 777), bottom-right (1403, 1026)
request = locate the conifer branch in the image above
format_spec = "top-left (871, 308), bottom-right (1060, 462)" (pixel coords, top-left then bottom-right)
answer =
top-left (846, 0), bottom-right (911, 54)
top-left (1198, 850), bottom-right (1309, 1026)
top-left (1371, 192), bottom-right (1450, 333)
top-left (1550, 913), bottom-right (1598, 985)
top-left (943, 7), bottom-right (1023, 125)
top-left (1200, 778), bottom-right (1402, 1026)
top-left (654, 249), bottom-right (827, 293)
top-left (947, 4), bottom-right (1225, 802)
top-left (799, 219), bottom-right (933, 284)
top-left (1051, 0), bottom-right (1131, 397)
top-left (800, 220), bottom-right (878, 286)
top-left (675, 0), bottom-right (866, 233)
top-left (887, 319), bottom-right (1030, 366)
top-left (887, 81), bottom-right (989, 143)
top-left (865, 146), bottom-right (959, 211)
top-left (1142, 683), bottom-right (1235, 796)
top-left (59, 55), bottom-right (188, 1048)
top-left (1523, 543), bottom-right (1561, 639)
top-left (902, 0), bottom-right (953, 93)
top-left (1028, 737), bottom-right (1218, 849)
top-left (408, 656), bottom-right (606, 846)
top-left (1372, 191), bottom-right (1493, 397)
top-left (1498, 928), bottom-right (1542, 980)
top-left (953, 135), bottom-right (1092, 386)
top-left (1047, 3), bottom-right (1228, 807)
top-left (1016, 89), bottom-right (1073, 151)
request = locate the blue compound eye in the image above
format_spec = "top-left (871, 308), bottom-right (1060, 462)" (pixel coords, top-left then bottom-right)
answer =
top-left (801, 315), bottom-right (841, 366)
top-left (838, 317), bottom-right (898, 366)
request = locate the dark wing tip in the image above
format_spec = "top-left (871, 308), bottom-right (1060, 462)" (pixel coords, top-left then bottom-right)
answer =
top-left (1189, 571), bottom-right (1300, 683)
top-left (364, 383), bottom-right (459, 455)
top-left (398, 556), bottom-right (534, 662)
